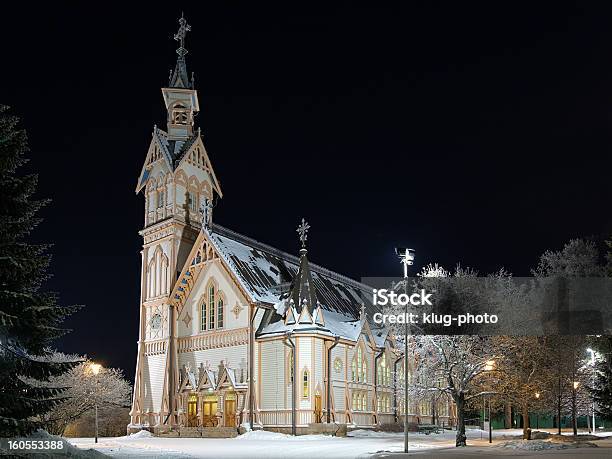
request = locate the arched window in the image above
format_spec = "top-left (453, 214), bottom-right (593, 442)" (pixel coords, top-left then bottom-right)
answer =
top-left (217, 296), bottom-right (224, 329)
top-left (377, 354), bottom-right (391, 386)
top-left (287, 350), bottom-right (294, 383)
top-left (361, 393), bottom-right (367, 411)
top-left (302, 369), bottom-right (309, 398)
top-left (200, 297), bottom-right (207, 331)
top-left (353, 346), bottom-right (367, 383)
top-left (352, 392), bottom-right (358, 411)
top-left (208, 284), bottom-right (215, 329)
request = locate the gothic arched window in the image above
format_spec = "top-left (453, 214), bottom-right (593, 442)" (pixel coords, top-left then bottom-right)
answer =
top-left (302, 369), bottom-right (309, 398)
top-left (200, 297), bottom-right (207, 331)
top-left (377, 354), bottom-right (391, 386)
top-left (208, 284), bottom-right (215, 329)
top-left (217, 296), bottom-right (224, 329)
top-left (352, 346), bottom-right (367, 383)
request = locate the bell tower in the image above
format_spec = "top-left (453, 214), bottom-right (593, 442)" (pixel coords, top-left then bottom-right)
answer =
top-left (130, 15), bottom-right (222, 430)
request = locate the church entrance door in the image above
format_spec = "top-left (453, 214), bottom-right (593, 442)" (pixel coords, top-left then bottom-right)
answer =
top-left (314, 393), bottom-right (322, 423)
top-left (187, 394), bottom-right (198, 427)
top-left (224, 392), bottom-right (236, 427)
top-left (202, 394), bottom-right (218, 426)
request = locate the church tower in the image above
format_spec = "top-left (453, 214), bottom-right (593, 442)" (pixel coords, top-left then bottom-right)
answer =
top-left (130, 15), bottom-right (222, 428)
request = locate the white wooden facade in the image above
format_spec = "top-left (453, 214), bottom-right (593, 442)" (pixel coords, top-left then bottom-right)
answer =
top-left (129, 18), bottom-right (455, 433)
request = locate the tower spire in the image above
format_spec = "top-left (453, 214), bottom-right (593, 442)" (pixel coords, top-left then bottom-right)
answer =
top-left (290, 219), bottom-right (318, 313)
top-left (169, 13), bottom-right (193, 89)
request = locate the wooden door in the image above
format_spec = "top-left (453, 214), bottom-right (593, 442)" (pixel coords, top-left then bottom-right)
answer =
top-left (224, 399), bottom-right (236, 427)
top-left (187, 395), bottom-right (198, 427)
top-left (203, 401), bottom-right (218, 426)
top-left (314, 394), bottom-right (322, 423)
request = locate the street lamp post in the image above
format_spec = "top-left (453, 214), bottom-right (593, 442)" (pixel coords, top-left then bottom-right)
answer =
top-left (484, 360), bottom-right (495, 444)
top-left (396, 247), bottom-right (415, 454)
top-left (587, 348), bottom-right (596, 433)
top-left (535, 392), bottom-right (540, 430)
top-left (89, 363), bottom-right (102, 444)
top-left (572, 381), bottom-right (579, 436)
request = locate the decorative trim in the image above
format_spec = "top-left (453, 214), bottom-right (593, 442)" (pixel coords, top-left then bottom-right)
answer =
top-left (177, 327), bottom-right (249, 353)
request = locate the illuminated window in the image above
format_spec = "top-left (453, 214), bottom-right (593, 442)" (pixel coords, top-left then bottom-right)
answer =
top-left (200, 298), bottom-right (207, 331)
top-left (353, 347), bottom-right (367, 383)
top-left (208, 285), bottom-right (215, 329)
top-left (377, 354), bottom-right (391, 386)
top-left (303, 369), bottom-right (309, 398)
top-left (217, 297), bottom-right (224, 329)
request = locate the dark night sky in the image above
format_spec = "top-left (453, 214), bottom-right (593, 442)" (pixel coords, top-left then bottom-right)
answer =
top-left (2, 2), bottom-right (611, 377)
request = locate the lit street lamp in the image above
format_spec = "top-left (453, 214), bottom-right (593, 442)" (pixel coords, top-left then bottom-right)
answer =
top-left (535, 392), bottom-right (540, 429)
top-left (572, 381), bottom-right (580, 436)
top-left (586, 348), bottom-right (596, 433)
top-left (88, 363), bottom-right (102, 443)
top-left (395, 247), bottom-right (415, 454)
top-left (484, 360), bottom-right (495, 443)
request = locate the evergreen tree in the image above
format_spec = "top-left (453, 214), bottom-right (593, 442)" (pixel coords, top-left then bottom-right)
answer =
top-left (0, 105), bottom-right (80, 436)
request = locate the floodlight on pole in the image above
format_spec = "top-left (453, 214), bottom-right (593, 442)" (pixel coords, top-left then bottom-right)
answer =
top-left (395, 246), bottom-right (415, 454)
top-left (395, 247), bottom-right (415, 279)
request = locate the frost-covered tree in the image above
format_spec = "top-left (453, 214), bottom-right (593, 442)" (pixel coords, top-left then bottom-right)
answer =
top-left (0, 106), bottom-right (80, 436)
top-left (37, 356), bottom-right (132, 436)
top-left (413, 335), bottom-right (497, 447)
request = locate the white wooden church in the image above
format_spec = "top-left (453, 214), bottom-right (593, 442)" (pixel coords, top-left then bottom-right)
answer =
top-left (129, 16), bottom-right (454, 436)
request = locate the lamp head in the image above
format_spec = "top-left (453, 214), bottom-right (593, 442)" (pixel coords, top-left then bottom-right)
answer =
top-left (89, 363), bottom-right (102, 375)
top-left (395, 247), bottom-right (415, 265)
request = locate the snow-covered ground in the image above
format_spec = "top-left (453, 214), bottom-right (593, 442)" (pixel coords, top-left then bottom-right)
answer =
top-left (67, 428), bottom-right (612, 458)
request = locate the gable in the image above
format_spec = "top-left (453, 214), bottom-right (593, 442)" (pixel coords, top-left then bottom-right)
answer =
top-left (136, 128), bottom-right (222, 197)
top-left (170, 230), bottom-right (253, 337)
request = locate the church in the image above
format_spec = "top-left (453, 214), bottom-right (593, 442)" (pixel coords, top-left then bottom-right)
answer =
top-left (129, 16), bottom-right (454, 436)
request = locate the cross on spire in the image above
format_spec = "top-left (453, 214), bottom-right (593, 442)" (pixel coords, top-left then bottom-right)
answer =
top-left (297, 218), bottom-right (310, 249)
top-left (174, 13), bottom-right (191, 56)
top-left (169, 14), bottom-right (193, 89)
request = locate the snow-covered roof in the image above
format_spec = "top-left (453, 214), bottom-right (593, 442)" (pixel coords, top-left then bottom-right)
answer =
top-left (208, 224), bottom-right (377, 320)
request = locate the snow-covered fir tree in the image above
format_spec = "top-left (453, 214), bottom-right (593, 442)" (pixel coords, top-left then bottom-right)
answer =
top-left (0, 106), bottom-right (80, 436)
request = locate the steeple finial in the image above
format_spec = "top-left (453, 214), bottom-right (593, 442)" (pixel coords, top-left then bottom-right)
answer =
top-left (169, 14), bottom-right (193, 88)
top-left (174, 13), bottom-right (191, 50)
top-left (297, 218), bottom-right (310, 249)
top-left (290, 219), bottom-right (318, 313)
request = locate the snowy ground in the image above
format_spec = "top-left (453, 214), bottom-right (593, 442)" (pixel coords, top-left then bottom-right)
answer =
top-left (67, 428), bottom-right (612, 458)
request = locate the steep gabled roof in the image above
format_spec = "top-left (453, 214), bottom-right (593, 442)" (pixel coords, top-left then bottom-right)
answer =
top-left (207, 224), bottom-right (376, 320)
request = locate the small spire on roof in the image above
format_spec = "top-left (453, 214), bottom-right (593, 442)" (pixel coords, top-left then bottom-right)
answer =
top-left (201, 197), bottom-right (213, 229)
